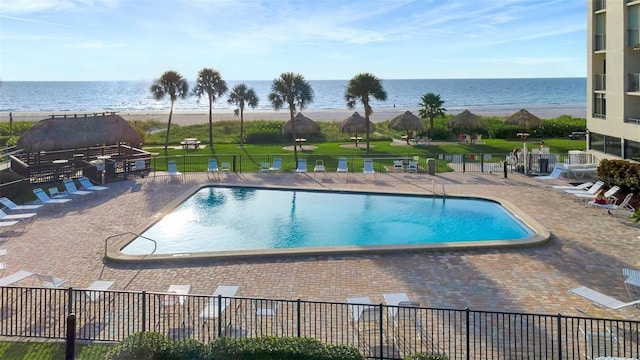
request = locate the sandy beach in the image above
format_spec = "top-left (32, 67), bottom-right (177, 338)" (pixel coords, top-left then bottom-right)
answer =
top-left (1, 103), bottom-right (586, 126)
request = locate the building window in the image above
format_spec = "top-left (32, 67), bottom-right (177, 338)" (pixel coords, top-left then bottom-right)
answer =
top-left (595, 0), bottom-right (605, 12)
top-left (595, 13), bottom-right (606, 51)
top-left (589, 132), bottom-right (622, 157)
top-left (593, 93), bottom-right (606, 118)
top-left (625, 139), bottom-right (640, 161)
top-left (629, 4), bottom-right (639, 47)
top-left (589, 132), bottom-right (605, 153)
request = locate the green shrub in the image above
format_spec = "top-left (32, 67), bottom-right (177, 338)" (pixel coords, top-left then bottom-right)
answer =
top-left (597, 159), bottom-right (640, 193)
top-left (168, 338), bottom-right (206, 360)
top-left (206, 336), bottom-right (364, 360)
top-left (245, 121), bottom-right (287, 144)
top-left (405, 354), bottom-right (449, 360)
top-left (105, 332), bottom-right (170, 360)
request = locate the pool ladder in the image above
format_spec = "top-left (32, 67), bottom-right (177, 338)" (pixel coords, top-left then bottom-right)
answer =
top-left (103, 231), bottom-right (158, 261)
top-left (431, 180), bottom-right (446, 199)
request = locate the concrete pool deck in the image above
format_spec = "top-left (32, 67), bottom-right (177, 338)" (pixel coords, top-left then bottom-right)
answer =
top-left (2, 171), bottom-right (639, 320)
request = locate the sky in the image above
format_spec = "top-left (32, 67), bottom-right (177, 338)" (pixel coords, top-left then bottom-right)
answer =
top-left (0, 0), bottom-right (587, 81)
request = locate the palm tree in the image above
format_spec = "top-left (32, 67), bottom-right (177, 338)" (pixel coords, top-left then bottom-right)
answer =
top-left (268, 72), bottom-right (314, 162)
top-left (150, 70), bottom-right (189, 155)
top-left (228, 84), bottom-right (259, 146)
top-left (418, 93), bottom-right (446, 138)
top-left (193, 68), bottom-right (228, 152)
top-left (344, 73), bottom-right (387, 151)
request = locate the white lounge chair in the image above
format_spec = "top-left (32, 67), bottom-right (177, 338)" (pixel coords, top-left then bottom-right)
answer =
top-left (588, 193), bottom-right (635, 216)
top-left (207, 159), bottom-right (220, 179)
top-left (347, 296), bottom-right (387, 354)
top-left (407, 160), bottom-right (418, 173)
top-left (578, 324), bottom-right (620, 360)
top-left (564, 181), bottom-right (604, 195)
top-left (534, 165), bottom-right (564, 180)
top-left (384, 293), bottom-right (423, 345)
top-left (199, 285), bottom-right (240, 323)
top-left (575, 185), bottom-right (618, 202)
top-left (0, 270), bottom-right (34, 286)
top-left (0, 220), bottom-right (21, 234)
top-left (313, 160), bottom-right (326, 174)
top-left (167, 160), bottom-right (183, 181)
top-left (253, 299), bottom-right (280, 335)
top-left (268, 158), bottom-right (282, 173)
top-left (220, 161), bottom-right (231, 172)
top-left (0, 209), bottom-right (37, 224)
top-left (0, 197), bottom-right (42, 212)
top-left (552, 181), bottom-right (593, 190)
top-left (392, 160), bottom-right (404, 172)
top-left (569, 286), bottom-right (640, 315)
top-left (36, 273), bottom-right (69, 288)
top-left (259, 162), bottom-right (270, 173)
top-left (295, 159), bottom-right (307, 173)
top-left (78, 177), bottom-right (108, 192)
top-left (63, 179), bottom-right (93, 199)
top-left (363, 159), bottom-right (375, 181)
top-left (623, 268), bottom-right (640, 302)
top-left (32, 188), bottom-right (71, 210)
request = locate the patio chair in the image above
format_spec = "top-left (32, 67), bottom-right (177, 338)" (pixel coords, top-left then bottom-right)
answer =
top-left (220, 162), bottom-right (231, 172)
top-left (0, 208), bottom-right (37, 224)
top-left (295, 159), bottom-right (307, 173)
top-left (32, 188), bottom-right (72, 210)
top-left (534, 165), bottom-right (564, 180)
top-left (623, 268), bottom-right (640, 302)
top-left (579, 324), bottom-right (620, 360)
top-left (347, 296), bottom-right (387, 355)
top-left (588, 193), bottom-right (635, 216)
top-left (569, 286), bottom-right (640, 316)
top-left (167, 161), bottom-right (183, 181)
top-left (63, 179), bottom-right (93, 199)
top-left (574, 185), bottom-right (619, 202)
top-left (407, 160), bottom-right (418, 173)
top-left (363, 159), bottom-right (375, 181)
top-left (259, 162), bottom-right (270, 173)
top-left (0, 220), bottom-right (21, 235)
top-left (207, 159), bottom-right (219, 179)
top-left (564, 181), bottom-right (604, 195)
top-left (48, 187), bottom-right (67, 199)
top-left (78, 177), bottom-right (108, 192)
top-left (0, 197), bottom-right (43, 212)
top-left (253, 299), bottom-right (280, 336)
top-left (392, 160), bottom-right (404, 172)
top-left (552, 181), bottom-right (594, 190)
top-left (268, 158), bottom-right (282, 173)
top-left (384, 293), bottom-right (426, 354)
top-left (199, 285), bottom-right (239, 324)
top-left (313, 160), bottom-right (326, 174)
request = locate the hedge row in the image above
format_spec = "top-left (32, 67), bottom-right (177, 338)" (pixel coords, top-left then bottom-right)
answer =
top-left (105, 332), bottom-right (449, 360)
top-left (598, 159), bottom-right (640, 193)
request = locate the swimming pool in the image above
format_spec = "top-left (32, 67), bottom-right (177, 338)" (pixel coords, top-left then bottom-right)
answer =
top-left (114, 186), bottom-right (548, 260)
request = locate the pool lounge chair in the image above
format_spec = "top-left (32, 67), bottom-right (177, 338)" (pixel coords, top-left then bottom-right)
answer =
top-left (384, 293), bottom-right (426, 351)
top-left (253, 299), bottom-right (280, 336)
top-left (588, 193), bottom-right (635, 216)
top-left (0, 197), bottom-right (43, 212)
top-left (207, 159), bottom-right (220, 179)
top-left (313, 160), bottom-right (326, 175)
top-left (623, 268), bottom-right (640, 302)
top-left (0, 209), bottom-right (37, 223)
top-left (569, 286), bottom-right (640, 316)
top-left (574, 185), bottom-right (619, 202)
top-left (337, 158), bottom-right (348, 180)
top-left (295, 159), bottom-right (307, 173)
top-left (259, 162), bottom-right (271, 173)
top-left (0, 220), bottom-right (21, 234)
top-left (63, 179), bottom-right (93, 199)
top-left (36, 273), bottom-right (69, 288)
top-left (363, 159), bottom-right (375, 181)
top-left (347, 296), bottom-right (393, 357)
top-left (534, 165), bottom-right (564, 180)
top-left (199, 285), bottom-right (240, 323)
top-left (551, 181), bottom-right (594, 191)
top-left (167, 160), bottom-right (183, 181)
top-left (564, 181), bottom-right (604, 195)
top-left (48, 187), bottom-right (67, 199)
top-left (407, 160), bottom-right (418, 173)
top-left (78, 177), bottom-right (108, 192)
top-left (268, 158), bottom-right (282, 173)
top-left (32, 188), bottom-right (72, 210)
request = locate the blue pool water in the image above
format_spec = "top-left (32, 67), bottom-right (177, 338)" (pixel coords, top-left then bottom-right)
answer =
top-left (122, 187), bottom-right (534, 255)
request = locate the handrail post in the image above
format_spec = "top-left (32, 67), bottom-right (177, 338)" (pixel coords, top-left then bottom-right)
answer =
top-left (297, 299), bottom-right (301, 338)
top-left (557, 313), bottom-right (563, 360)
top-left (466, 307), bottom-right (470, 360)
top-left (67, 287), bottom-right (73, 315)
top-left (65, 313), bottom-right (76, 360)
top-left (217, 294), bottom-right (222, 338)
top-left (141, 291), bottom-right (146, 332)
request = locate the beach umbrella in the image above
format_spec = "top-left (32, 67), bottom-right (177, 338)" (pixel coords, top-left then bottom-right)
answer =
top-left (449, 109), bottom-right (482, 132)
top-left (16, 113), bottom-right (143, 152)
top-left (281, 112), bottom-right (320, 135)
top-left (388, 111), bottom-right (426, 143)
top-left (340, 111), bottom-right (376, 136)
top-left (505, 109), bottom-right (543, 129)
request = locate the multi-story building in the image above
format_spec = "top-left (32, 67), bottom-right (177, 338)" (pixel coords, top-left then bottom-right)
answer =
top-left (586, 0), bottom-right (640, 162)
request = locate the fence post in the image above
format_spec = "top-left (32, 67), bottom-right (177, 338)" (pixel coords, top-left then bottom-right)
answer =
top-left (65, 313), bottom-right (76, 360)
top-left (142, 291), bottom-right (146, 332)
top-left (462, 154), bottom-right (466, 173)
top-left (557, 313), bottom-right (563, 360)
top-left (480, 153), bottom-right (484, 173)
top-left (232, 155), bottom-right (237, 172)
top-left (379, 304), bottom-right (384, 360)
top-left (217, 294), bottom-right (223, 338)
top-left (503, 161), bottom-right (508, 178)
top-left (297, 299), bottom-right (301, 338)
top-left (67, 287), bottom-right (73, 314)
top-left (466, 307), bottom-right (470, 360)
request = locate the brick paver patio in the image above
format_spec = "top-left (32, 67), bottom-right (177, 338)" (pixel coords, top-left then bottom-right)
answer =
top-left (3, 171), bottom-right (638, 320)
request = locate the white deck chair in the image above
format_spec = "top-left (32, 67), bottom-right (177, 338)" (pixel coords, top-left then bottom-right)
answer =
top-left (313, 160), bottom-right (326, 175)
top-left (207, 159), bottom-right (220, 179)
top-left (534, 165), bottom-right (564, 180)
top-left (63, 179), bottom-right (93, 199)
top-left (575, 186), bottom-right (619, 202)
top-left (78, 177), bottom-right (108, 192)
top-left (199, 285), bottom-right (239, 324)
top-left (0, 197), bottom-right (42, 212)
top-left (253, 299), bottom-right (279, 336)
top-left (407, 160), bottom-right (418, 173)
top-left (363, 159), bottom-right (375, 181)
top-left (0, 209), bottom-right (37, 224)
top-left (259, 162), bottom-right (270, 173)
top-left (564, 181), bottom-right (604, 195)
top-left (268, 158), bottom-right (282, 173)
top-left (295, 159), bottom-right (307, 173)
top-left (588, 193), bottom-right (635, 216)
top-left (623, 268), bottom-right (640, 302)
top-left (220, 161), bottom-right (231, 172)
top-left (167, 160), bottom-right (183, 181)
top-left (569, 286), bottom-right (640, 316)
top-left (552, 182), bottom-right (594, 190)
top-left (392, 160), bottom-right (404, 172)
top-left (37, 273), bottom-right (69, 288)
top-left (337, 157), bottom-right (348, 179)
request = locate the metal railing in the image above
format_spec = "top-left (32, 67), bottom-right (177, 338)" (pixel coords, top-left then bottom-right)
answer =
top-left (595, 34), bottom-right (606, 51)
top-left (629, 73), bottom-right (640, 92)
top-left (0, 286), bottom-right (638, 359)
top-left (595, 73), bottom-right (606, 91)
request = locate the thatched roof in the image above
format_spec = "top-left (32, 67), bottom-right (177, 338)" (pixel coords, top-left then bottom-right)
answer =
top-left (282, 112), bottom-right (321, 135)
top-left (449, 110), bottom-right (482, 129)
top-left (505, 109), bottom-right (543, 128)
top-left (340, 112), bottom-right (376, 134)
top-left (388, 111), bottom-right (426, 132)
top-left (17, 113), bottom-right (143, 153)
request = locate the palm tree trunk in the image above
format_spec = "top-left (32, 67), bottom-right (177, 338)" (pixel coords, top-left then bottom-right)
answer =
top-left (208, 95), bottom-right (214, 153)
top-left (290, 107), bottom-right (298, 163)
top-left (239, 105), bottom-right (245, 146)
top-left (164, 100), bottom-right (175, 156)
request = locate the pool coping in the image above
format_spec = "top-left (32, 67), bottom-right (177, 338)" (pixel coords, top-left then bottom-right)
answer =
top-left (105, 183), bottom-right (551, 263)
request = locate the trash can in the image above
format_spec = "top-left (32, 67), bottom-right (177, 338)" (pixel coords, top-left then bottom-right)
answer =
top-left (426, 158), bottom-right (436, 175)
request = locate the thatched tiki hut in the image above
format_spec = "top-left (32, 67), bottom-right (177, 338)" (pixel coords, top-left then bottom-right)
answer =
top-left (340, 112), bottom-right (376, 137)
top-left (449, 110), bottom-right (482, 134)
top-left (388, 111), bottom-right (426, 144)
top-left (17, 113), bottom-right (143, 152)
top-left (282, 113), bottom-right (320, 149)
top-left (504, 109), bottom-right (543, 129)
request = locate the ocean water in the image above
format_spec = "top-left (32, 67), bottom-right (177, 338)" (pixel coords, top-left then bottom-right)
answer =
top-left (0, 78), bottom-right (585, 114)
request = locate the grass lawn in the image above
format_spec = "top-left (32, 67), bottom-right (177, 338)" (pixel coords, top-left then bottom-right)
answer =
top-left (0, 341), bottom-right (113, 360)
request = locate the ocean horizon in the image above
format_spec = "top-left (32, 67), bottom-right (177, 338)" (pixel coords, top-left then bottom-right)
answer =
top-left (0, 78), bottom-right (586, 117)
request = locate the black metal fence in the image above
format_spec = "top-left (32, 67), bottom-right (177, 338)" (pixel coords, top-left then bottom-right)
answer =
top-left (0, 286), bottom-right (637, 359)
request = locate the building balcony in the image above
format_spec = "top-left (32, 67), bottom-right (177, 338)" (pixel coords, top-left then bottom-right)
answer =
top-left (594, 34), bottom-right (606, 51)
top-left (629, 73), bottom-right (640, 92)
top-left (594, 74), bottom-right (606, 91)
